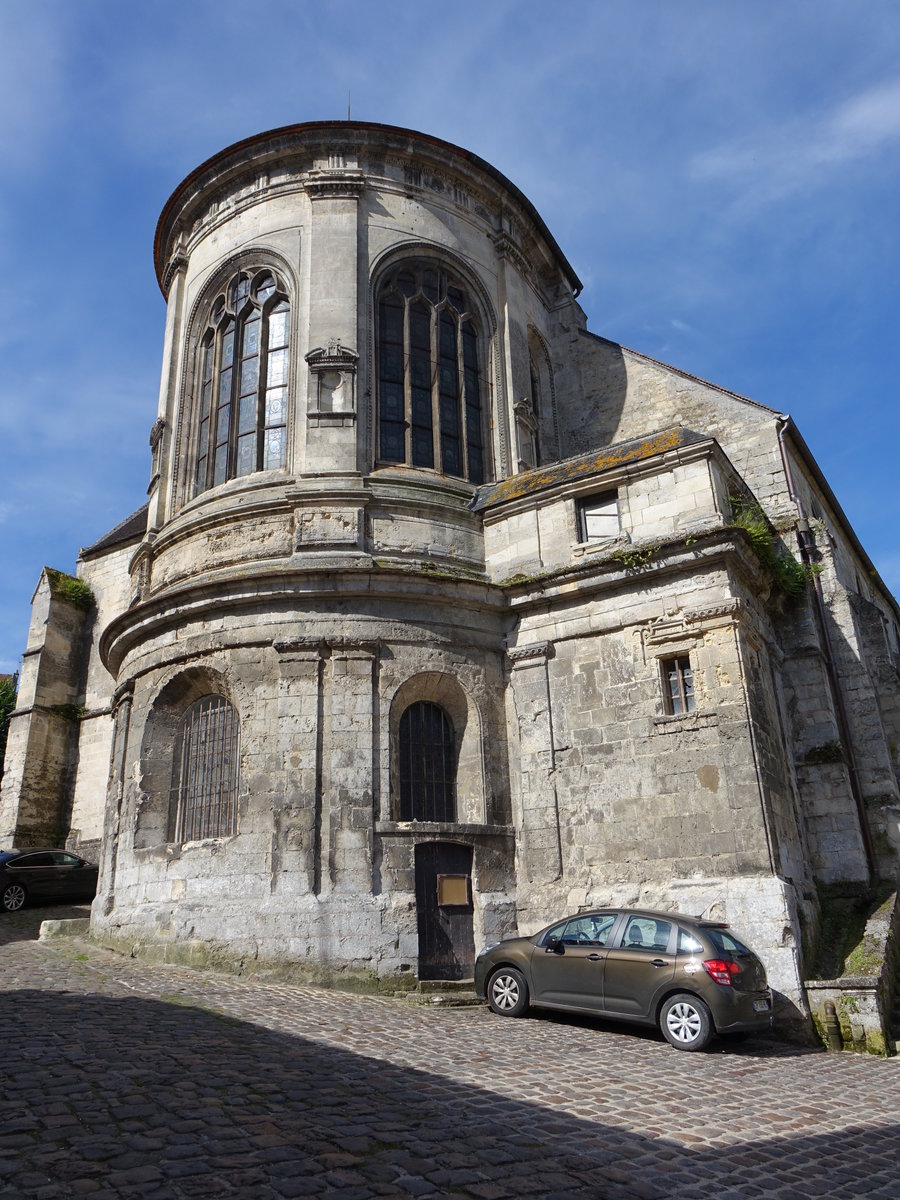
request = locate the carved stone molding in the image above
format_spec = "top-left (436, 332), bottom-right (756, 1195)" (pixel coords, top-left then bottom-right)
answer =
top-left (491, 229), bottom-right (532, 278)
top-left (303, 170), bottom-right (365, 201)
top-left (111, 679), bottom-right (136, 710)
top-left (148, 418), bottom-right (166, 449)
top-left (161, 252), bottom-right (188, 297)
top-left (507, 640), bottom-right (554, 667)
top-left (643, 599), bottom-right (743, 648)
top-left (294, 505), bottom-right (362, 552)
top-left (274, 636), bottom-right (379, 658)
top-left (306, 341), bottom-right (359, 426)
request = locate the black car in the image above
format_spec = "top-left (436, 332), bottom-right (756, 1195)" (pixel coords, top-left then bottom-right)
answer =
top-left (475, 907), bottom-right (773, 1051)
top-left (0, 849), bottom-right (98, 912)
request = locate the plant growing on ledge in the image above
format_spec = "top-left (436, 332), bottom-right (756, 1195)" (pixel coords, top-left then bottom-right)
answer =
top-left (611, 545), bottom-right (657, 571)
top-left (728, 496), bottom-right (820, 602)
top-left (45, 569), bottom-right (95, 612)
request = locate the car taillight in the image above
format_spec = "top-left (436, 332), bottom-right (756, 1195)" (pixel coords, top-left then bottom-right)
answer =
top-left (703, 959), bottom-right (740, 986)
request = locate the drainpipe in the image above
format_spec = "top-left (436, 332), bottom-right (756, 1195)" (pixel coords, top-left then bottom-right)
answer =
top-left (777, 419), bottom-right (876, 878)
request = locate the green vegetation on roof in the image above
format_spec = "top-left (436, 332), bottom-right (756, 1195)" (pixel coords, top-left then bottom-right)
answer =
top-left (45, 569), bottom-right (95, 612)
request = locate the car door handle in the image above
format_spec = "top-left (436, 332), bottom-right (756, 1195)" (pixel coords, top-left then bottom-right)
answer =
top-left (650, 959), bottom-right (669, 967)
top-left (587, 954), bottom-right (603, 962)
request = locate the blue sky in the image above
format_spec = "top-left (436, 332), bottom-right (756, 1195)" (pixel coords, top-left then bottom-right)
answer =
top-left (1, 0), bottom-right (898, 673)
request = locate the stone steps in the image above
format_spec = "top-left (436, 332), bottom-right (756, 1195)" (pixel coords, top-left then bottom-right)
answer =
top-left (406, 978), bottom-right (482, 1007)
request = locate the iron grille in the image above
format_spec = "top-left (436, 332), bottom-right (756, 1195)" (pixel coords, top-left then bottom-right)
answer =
top-left (171, 695), bottom-right (240, 841)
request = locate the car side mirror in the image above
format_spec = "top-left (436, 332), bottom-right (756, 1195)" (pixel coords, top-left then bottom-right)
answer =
top-left (545, 935), bottom-right (563, 953)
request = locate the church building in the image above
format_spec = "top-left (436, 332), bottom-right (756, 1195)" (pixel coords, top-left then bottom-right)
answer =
top-left (3, 122), bottom-right (899, 1019)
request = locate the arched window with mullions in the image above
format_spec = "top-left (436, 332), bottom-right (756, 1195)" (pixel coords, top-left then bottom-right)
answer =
top-left (169, 695), bottom-right (240, 841)
top-left (377, 264), bottom-right (486, 484)
top-left (398, 701), bottom-right (456, 822)
top-left (194, 269), bottom-right (290, 496)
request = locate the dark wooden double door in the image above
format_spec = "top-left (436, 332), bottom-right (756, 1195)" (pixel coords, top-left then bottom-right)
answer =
top-left (414, 842), bottom-right (475, 981)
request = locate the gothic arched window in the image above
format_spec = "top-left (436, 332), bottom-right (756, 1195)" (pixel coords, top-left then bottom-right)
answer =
top-left (194, 269), bottom-right (290, 496)
top-left (398, 701), bottom-right (456, 822)
top-left (170, 695), bottom-right (240, 841)
top-left (377, 264), bottom-right (485, 483)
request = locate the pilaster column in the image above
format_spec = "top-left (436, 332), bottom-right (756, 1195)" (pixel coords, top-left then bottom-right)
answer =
top-left (276, 643), bottom-right (324, 894)
top-left (508, 642), bottom-right (562, 883)
top-left (322, 640), bottom-right (378, 894)
top-left (302, 168), bottom-right (364, 474)
top-left (96, 680), bottom-right (134, 912)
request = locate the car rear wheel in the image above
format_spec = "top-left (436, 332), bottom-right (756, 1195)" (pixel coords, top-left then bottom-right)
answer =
top-left (660, 993), bottom-right (713, 1051)
top-left (487, 967), bottom-right (529, 1017)
top-left (2, 883), bottom-right (27, 913)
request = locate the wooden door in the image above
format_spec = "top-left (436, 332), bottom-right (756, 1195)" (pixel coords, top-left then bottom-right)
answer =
top-left (415, 842), bottom-right (475, 981)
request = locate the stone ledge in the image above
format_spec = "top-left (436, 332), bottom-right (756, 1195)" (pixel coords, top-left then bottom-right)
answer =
top-left (650, 712), bottom-right (719, 735)
top-left (39, 917), bottom-right (91, 941)
top-left (375, 821), bottom-right (514, 839)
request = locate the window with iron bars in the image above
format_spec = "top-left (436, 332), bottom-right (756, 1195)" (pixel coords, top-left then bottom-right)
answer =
top-left (398, 701), bottom-right (456, 822)
top-left (170, 695), bottom-right (240, 841)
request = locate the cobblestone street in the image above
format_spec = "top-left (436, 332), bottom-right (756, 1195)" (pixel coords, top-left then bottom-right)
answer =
top-left (2, 906), bottom-right (898, 1199)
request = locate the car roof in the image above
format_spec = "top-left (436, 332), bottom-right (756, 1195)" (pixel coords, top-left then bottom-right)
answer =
top-left (0, 847), bottom-right (82, 858)
top-left (543, 907), bottom-right (729, 931)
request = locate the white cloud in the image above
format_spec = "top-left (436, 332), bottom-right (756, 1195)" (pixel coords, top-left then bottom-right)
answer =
top-left (691, 77), bottom-right (900, 201)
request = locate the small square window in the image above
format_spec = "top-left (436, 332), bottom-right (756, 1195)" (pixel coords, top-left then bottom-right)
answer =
top-left (662, 655), bottom-right (695, 715)
top-left (577, 492), bottom-right (619, 543)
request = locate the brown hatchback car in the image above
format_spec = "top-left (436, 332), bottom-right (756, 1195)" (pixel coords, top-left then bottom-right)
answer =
top-left (474, 908), bottom-right (773, 1051)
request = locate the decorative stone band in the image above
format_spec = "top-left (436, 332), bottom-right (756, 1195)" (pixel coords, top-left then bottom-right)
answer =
top-left (274, 637), bottom-right (380, 658)
top-left (506, 640), bottom-right (554, 668)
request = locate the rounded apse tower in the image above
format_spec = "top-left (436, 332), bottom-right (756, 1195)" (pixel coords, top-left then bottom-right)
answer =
top-left (94, 122), bottom-right (584, 982)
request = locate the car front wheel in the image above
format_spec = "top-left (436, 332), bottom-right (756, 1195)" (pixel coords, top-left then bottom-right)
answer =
top-left (660, 993), bottom-right (713, 1051)
top-left (2, 883), bottom-right (27, 913)
top-left (487, 967), bottom-right (529, 1017)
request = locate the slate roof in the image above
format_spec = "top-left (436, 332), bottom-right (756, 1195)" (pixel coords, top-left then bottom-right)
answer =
top-left (80, 504), bottom-right (149, 558)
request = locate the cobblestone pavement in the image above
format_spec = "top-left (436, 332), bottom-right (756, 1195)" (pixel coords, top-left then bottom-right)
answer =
top-left (2, 907), bottom-right (898, 1199)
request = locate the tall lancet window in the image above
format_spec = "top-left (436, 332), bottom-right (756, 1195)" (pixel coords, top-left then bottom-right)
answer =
top-left (195, 269), bottom-right (290, 495)
top-left (377, 264), bottom-right (486, 484)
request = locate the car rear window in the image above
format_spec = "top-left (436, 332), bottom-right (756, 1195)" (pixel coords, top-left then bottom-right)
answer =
top-left (707, 929), bottom-right (752, 957)
top-left (677, 929), bottom-right (704, 953)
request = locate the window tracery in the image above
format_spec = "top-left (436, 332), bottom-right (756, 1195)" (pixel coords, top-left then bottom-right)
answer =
top-left (377, 264), bottom-right (485, 483)
top-left (194, 269), bottom-right (290, 495)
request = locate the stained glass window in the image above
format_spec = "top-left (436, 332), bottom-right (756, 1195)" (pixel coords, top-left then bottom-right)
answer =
top-left (377, 264), bottom-right (485, 483)
top-left (194, 269), bottom-right (290, 495)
